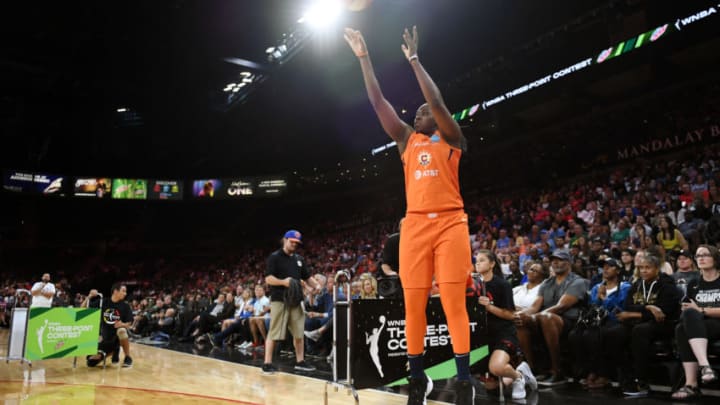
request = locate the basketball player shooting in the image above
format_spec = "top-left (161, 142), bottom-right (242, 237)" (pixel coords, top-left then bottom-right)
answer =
top-left (345, 26), bottom-right (475, 405)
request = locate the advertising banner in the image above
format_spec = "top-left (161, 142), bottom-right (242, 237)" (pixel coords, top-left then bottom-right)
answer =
top-left (192, 179), bottom-right (222, 198)
top-left (74, 178), bottom-right (112, 198)
top-left (33, 173), bottom-right (65, 195)
top-left (3, 171), bottom-right (34, 193)
top-left (24, 307), bottom-right (100, 360)
top-left (149, 179), bottom-right (183, 200)
top-left (350, 297), bottom-right (488, 390)
top-left (111, 178), bottom-right (148, 200)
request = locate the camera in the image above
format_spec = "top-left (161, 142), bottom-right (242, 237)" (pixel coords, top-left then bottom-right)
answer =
top-left (378, 276), bottom-right (403, 299)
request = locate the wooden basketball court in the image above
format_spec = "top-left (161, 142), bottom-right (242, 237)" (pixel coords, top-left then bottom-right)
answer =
top-left (0, 330), bottom-right (449, 404)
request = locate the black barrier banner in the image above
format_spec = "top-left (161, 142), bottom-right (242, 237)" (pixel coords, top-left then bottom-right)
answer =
top-left (350, 297), bottom-right (489, 390)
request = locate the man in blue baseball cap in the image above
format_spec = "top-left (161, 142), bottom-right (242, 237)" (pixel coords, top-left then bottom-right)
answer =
top-left (262, 229), bottom-right (322, 375)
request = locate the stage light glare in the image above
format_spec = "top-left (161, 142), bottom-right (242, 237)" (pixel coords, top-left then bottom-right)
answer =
top-left (302, 0), bottom-right (342, 29)
top-left (116, 108), bottom-right (127, 113)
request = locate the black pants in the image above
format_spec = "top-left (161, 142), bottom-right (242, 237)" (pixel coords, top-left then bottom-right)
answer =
top-left (603, 320), bottom-right (675, 381)
top-left (568, 325), bottom-right (615, 377)
top-left (98, 335), bottom-right (120, 356)
top-left (675, 308), bottom-right (720, 362)
top-left (197, 313), bottom-right (220, 335)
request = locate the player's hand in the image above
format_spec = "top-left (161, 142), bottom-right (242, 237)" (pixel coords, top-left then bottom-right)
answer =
top-left (89, 289), bottom-right (98, 298)
top-left (284, 277), bottom-right (292, 287)
top-left (401, 26), bottom-right (418, 61)
top-left (478, 296), bottom-right (491, 307)
top-left (344, 28), bottom-right (368, 57)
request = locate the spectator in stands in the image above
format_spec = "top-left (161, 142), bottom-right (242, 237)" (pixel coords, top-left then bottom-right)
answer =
top-left (657, 215), bottom-right (688, 252)
top-left (179, 292), bottom-right (227, 342)
top-left (671, 244), bottom-right (720, 400)
top-left (304, 273), bottom-right (335, 356)
top-left (569, 257), bottom-right (631, 389)
top-left (611, 219), bottom-right (631, 245)
top-left (514, 250), bottom-right (588, 385)
top-left (619, 248), bottom-right (635, 283)
top-left (506, 260), bottom-right (524, 288)
top-left (249, 284), bottom-right (271, 349)
top-left (674, 249), bottom-right (699, 292)
top-left (359, 273), bottom-right (378, 299)
top-left (30, 273), bottom-right (55, 308)
top-left (150, 308), bottom-right (176, 335)
top-left (512, 262), bottom-right (546, 311)
top-left (654, 245), bottom-right (675, 276)
top-left (606, 250), bottom-right (681, 397)
top-left (209, 288), bottom-right (253, 348)
top-left (630, 216), bottom-right (652, 245)
top-left (473, 250), bottom-right (536, 399)
top-left (678, 210), bottom-right (704, 250)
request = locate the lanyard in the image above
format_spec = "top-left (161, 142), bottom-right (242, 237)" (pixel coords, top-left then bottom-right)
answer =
top-left (642, 280), bottom-right (657, 304)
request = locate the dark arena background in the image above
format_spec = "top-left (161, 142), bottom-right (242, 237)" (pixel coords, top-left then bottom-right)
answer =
top-left (1, 0), bottom-right (720, 404)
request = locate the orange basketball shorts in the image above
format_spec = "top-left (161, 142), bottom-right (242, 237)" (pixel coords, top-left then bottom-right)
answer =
top-left (399, 210), bottom-right (473, 289)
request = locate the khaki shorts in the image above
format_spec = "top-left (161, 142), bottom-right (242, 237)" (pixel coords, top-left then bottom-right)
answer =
top-left (267, 301), bottom-right (305, 341)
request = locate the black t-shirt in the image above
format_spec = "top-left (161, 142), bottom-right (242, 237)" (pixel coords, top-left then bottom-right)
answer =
top-left (265, 249), bottom-right (310, 302)
top-left (101, 299), bottom-right (133, 340)
top-left (686, 276), bottom-right (720, 308)
top-left (478, 275), bottom-right (515, 334)
top-left (382, 233), bottom-right (400, 273)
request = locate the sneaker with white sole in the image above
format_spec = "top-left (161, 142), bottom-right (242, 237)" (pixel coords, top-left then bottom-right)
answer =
top-left (512, 374), bottom-right (527, 400)
top-left (304, 328), bottom-right (322, 342)
top-left (517, 361), bottom-right (537, 391)
top-left (294, 360), bottom-right (316, 372)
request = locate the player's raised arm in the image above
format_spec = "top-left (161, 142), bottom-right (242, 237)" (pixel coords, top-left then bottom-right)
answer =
top-left (345, 28), bottom-right (413, 154)
top-left (402, 26), bottom-right (465, 150)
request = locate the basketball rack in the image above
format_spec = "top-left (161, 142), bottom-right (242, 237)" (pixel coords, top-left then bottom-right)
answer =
top-left (323, 276), bottom-right (359, 405)
top-left (1, 289), bottom-right (33, 378)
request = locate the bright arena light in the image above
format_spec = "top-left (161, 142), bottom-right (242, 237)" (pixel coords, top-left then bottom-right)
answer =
top-left (301, 0), bottom-right (342, 29)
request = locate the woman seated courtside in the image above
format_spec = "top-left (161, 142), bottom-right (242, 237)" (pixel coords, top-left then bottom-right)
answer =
top-left (568, 257), bottom-right (631, 389)
top-left (671, 244), bottom-right (720, 400)
top-left (603, 249), bottom-right (681, 397)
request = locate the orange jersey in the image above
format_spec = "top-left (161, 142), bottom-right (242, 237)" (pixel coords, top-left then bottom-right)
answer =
top-left (401, 132), bottom-right (464, 214)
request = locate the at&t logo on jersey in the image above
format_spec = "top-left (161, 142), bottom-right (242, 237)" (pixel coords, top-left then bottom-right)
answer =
top-left (417, 151), bottom-right (432, 167)
top-left (414, 169), bottom-right (439, 180)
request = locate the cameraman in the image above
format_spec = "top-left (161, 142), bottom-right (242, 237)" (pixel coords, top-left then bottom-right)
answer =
top-left (377, 230), bottom-right (402, 299)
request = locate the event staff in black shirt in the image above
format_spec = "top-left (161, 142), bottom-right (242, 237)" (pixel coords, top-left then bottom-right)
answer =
top-left (87, 283), bottom-right (134, 368)
top-left (262, 230), bottom-right (322, 375)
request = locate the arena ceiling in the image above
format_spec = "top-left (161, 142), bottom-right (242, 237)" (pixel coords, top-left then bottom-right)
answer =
top-left (1, 0), bottom-right (717, 181)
